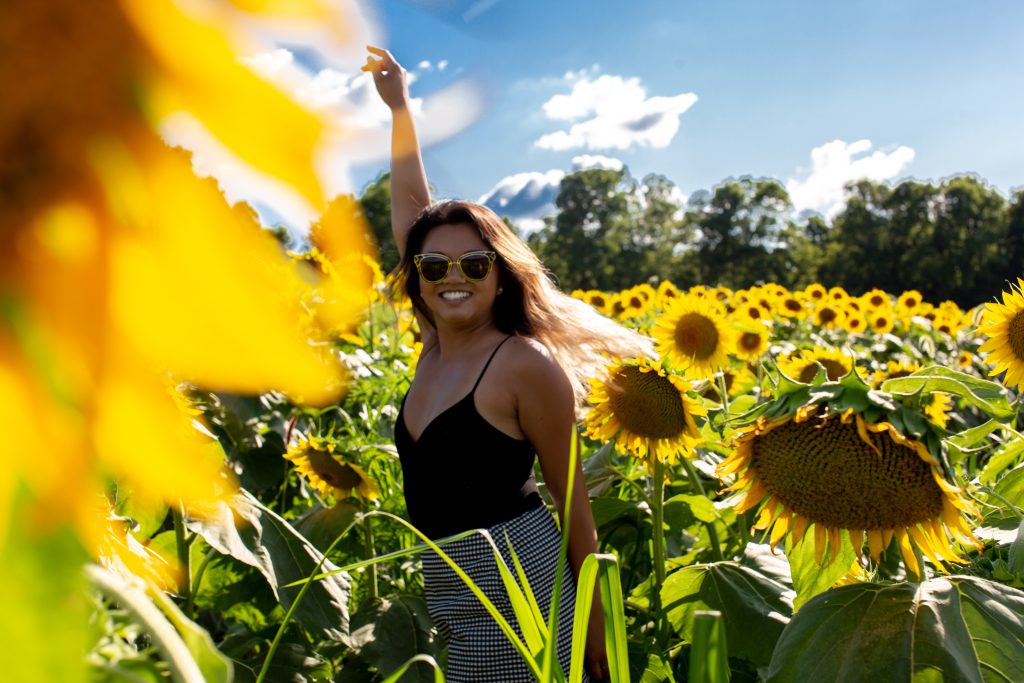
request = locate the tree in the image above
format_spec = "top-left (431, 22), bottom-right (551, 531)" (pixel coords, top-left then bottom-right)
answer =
top-left (687, 178), bottom-right (795, 288)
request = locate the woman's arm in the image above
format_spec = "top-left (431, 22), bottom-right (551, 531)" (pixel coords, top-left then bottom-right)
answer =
top-left (363, 46), bottom-right (430, 261)
top-left (515, 341), bottom-right (609, 681)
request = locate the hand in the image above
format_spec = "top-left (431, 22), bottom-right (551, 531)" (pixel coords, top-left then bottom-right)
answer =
top-left (362, 45), bottom-right (410, 111)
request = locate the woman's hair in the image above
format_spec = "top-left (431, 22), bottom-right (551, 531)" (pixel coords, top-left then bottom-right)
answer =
top-left (395, 200), bottom-right (654, 409)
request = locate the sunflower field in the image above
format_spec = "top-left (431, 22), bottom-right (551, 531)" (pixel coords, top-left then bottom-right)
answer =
top-left (6, 1), bottom-right (1024, 682)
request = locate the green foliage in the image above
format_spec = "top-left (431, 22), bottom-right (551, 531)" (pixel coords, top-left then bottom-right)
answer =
top-left (765, 577), bottom-right (1024, 682)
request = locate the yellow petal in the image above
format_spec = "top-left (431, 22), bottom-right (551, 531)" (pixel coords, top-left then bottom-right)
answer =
top-left (119, 0), bottom-right (329, 207)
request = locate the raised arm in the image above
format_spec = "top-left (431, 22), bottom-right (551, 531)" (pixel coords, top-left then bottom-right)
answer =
top-left (363, 46), bottom-right (430, 260)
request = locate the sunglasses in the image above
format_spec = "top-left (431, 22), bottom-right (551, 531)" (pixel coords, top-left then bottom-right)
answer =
top-left (413, 250), bottom-right (497, 284)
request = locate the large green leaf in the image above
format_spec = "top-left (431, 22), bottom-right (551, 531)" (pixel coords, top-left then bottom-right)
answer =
top-left (185, 491), bottom-right (350, 642)
top-left (148, 586), bottom-right (233, 683)
top-left (785, 530), bottom-right (857, 610)
top-left (765, 576), bottom-right (1024, 682)
top-left (661, 561), bottom-right (793, 666)
top-left (881, 366), bottom-right (1014, 421)
top-left (351, 596), bottom-right (443, 683)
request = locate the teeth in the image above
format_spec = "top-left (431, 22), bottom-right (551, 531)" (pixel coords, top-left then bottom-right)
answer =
top-left (441, 291), bottom-right (471, 300)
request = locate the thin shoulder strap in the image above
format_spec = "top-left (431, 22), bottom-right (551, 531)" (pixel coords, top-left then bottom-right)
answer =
top-left (471, 336), bottom-right (514, 393)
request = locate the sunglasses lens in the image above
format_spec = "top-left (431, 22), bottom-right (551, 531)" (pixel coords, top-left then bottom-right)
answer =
top-left (460, 254), bottom-right (492, 280)
top-left (418, 257), bottom-right (449, 282)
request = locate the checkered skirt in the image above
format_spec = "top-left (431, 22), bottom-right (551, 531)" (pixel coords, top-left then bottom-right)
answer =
top-left (422, 505), bottom-right (590, 682)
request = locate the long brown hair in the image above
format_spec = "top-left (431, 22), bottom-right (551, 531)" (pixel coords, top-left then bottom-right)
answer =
top-left (396, 200), bottom-right (652, 408)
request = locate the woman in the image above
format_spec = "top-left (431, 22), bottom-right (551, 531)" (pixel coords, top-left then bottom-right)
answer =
top-left (364, 46), bottom-right (650, 682)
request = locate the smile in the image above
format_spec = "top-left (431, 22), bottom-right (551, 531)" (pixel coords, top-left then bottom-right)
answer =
top-left (440, 291), bottom-right (471, 301)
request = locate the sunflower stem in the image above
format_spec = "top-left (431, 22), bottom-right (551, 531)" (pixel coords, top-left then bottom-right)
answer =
top-left (681, 458), bottom-right (726, 562)
top-left (363, 509), bottom-right (379, 602)
top-left (650, 458), bottom-right (670, 650)
top-left (716, 371), bottom-right (731, 433)
top-left (172, 503), bottom-right (191, 599)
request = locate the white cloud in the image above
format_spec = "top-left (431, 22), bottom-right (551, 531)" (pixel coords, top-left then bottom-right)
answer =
top-left (535, 72), bottom-right (697, 151)
top-left (438, 59), bottom-right (449, 71)
top-left (786, 139), bottom-right (916, 218)
top-left (476, 155), bottom-right (628, 234)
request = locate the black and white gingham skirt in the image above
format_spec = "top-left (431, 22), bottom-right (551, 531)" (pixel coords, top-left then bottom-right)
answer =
top-left (422, 504), bottom-right (590, 682)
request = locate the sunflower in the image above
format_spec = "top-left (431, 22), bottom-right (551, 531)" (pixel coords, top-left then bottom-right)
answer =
top-left (861, 288), bottom-right (891, 310)
top-left (870, 360), bottom-right (922, 388)
top-left (923, 392), bottom-right (953, 429)
top-left (699, 366), bottom-right (758, 403)
top-left (285, 435), bottom-right (379, 501)
top-left (775, 292), bottom-right (807, 320)
top-left (827, 286), bottom-right (849, 304)
top-left (978, 278), bottom-right (1024, 390)
top-left (733, 321), bottom-right (770, 361)
top-left (813, 302), bottom-right (846, 330)
top-left (868, 308), bottom-right (896, 334)
top-left (621, 286), bottom-right (653, 319)
top-left (652, 294), bottom-right (734, 379)
top-left (842, 311), bottom-right (867, 334)
top-left (804, 283), bottom-right (827, 303)
top-left (719, 405), bottom-right (978, 575)
top-left (585, 290), bottom-right (610, 314)
top-left (897, 290), bottom-right (924, 315)
top-left (957, 350), bottom-right (974, 368)
top-left (656, 280), bottom-right (681, 305)
top-left (777, 347), bottom-right (854, 384)
top-left (584, 358), bottom-right (705, 465)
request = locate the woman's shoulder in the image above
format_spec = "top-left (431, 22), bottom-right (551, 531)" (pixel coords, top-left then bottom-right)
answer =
top-left (500, 336), bottom-right (571, 392)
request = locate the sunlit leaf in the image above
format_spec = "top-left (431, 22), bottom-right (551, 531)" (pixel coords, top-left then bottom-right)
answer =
top-left (767, 577), bottom-right (1024, 682)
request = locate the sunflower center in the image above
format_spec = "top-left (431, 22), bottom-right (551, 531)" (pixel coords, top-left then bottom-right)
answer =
top-left (818, 307), bottom-right (838, 324)
top-left (739, 332), bottom-right (763, 352)
top-left (784, 298), bottom-right (802, 313)
top-left (304, 450), bottom-right (363, 489)
top-left (797, 359), bottom-right (848, 383)
top-left (749, 416), bottom-right (944, 529)
top-left (1009, 310), bottom-right (1024, 360)
top-left (606, 366), bottom-right (688, 439)
top-left (673, 312), bottom-right (720, 361)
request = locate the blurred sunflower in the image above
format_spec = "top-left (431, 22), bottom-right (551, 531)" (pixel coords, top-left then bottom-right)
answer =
top-left (656, 280), bottom-right (681, 305)
top-left (827, 286), bottom-right (849, 304)
top-left (584, 290), bottom-right (610, 314)
top-left (652, 294), bottom-right (734, 379)
top-left (804, 283), bottom-right (827, 303)
top-left (897, 290), bottom-right (924, 315)
top-left (285, 435), bottom-right (379, 501)
top-left (843, 311), bottom-right (867, 334)
top-left (978, 277), bottom-right (1024, 390)
top-left (733, 321), bottom-right (770, 361)
top-left (870, 359), bottom-right (922, 388)
top-left (699, 366), bottom-right (758, 403)
top-left (621, 286), bottom-right (653, 319)
top-left (861, 288), bottom-right (891, 310)
top-left (813, 302), bottom-right (845, 330)
top-left (775, 292), bottom-right (807, 320)
top-left (923, 392), bottom-right (953, 429)
top-left (0, 0), bottom-right (368, 553)
top-left (585, 358), bottom-right (705, 466)
top-left (777, 347), bottom-right (854, 384)
top-left (957, 350), bottom-right (974, 368)
top-left (868, 308), bottom-right (896, 334)
top-left (719, 403), bottom-right (978, 575)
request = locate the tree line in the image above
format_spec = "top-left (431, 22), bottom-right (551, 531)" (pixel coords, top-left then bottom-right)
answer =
top-left (355, 169), bottom-right (1024, 308)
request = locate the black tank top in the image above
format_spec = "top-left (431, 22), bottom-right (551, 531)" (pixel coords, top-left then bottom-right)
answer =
top-left (394, 336), bottom-right (543, 539)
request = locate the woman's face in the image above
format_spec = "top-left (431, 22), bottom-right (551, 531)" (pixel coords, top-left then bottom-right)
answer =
top-left (417, 222), bottom-right (500, 328)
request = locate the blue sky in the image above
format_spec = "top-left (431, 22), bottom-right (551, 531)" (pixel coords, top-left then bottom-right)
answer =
top-left (168, 0), bottom-right (1023, 232)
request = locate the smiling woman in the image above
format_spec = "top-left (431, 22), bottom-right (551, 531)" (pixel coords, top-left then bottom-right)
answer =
top-left (362, 46), bottom-right (652, 682)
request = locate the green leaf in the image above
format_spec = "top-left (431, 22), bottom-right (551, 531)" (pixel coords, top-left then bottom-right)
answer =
top-left (661, 561), bottom-right (792, 666)
top-left (87, 565), bottom-right (207, 683)
top-left (185, 490), bottom-right (350, 642)
top-left (638, 654), bottom-right (676, 683)
top-left (765, 577), bottom-right (1024, 682)
top-left (881, 366), bottom-right (1014, 421)
top-left (1009, 520), bottom-right (1024, 575)
top-left (667, 494), bottom-right (718, 524)
top-left (785, 530), bottom-right (857, 610)
top-left (147, 587), bottom-right (233, 683)
top-left (981, 440), bottom-right (1024, 485)
top-left (993, 464), bottom-right (1024, 509)
top-left (355, 596), bottom-right (443, 683)
top-left (688, 611), bottom-right (729, 683)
